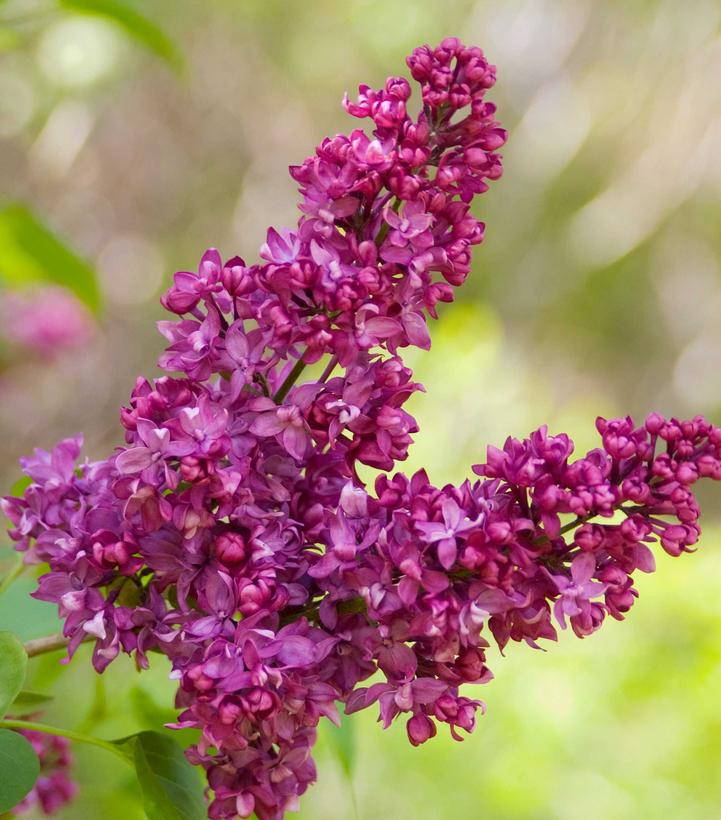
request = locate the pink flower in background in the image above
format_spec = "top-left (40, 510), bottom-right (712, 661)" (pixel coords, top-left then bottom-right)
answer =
top-left (12, 728), bottom-right (77, 816)
top-left (0, 286), bottom-right (93, 357)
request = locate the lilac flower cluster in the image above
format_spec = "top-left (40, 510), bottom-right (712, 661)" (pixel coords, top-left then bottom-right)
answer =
top-left (12, 727), bottom-right (77, 816)
top-left (3, 39), bottom-right (721, 820)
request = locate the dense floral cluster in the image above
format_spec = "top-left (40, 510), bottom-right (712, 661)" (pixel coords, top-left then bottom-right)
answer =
top-left (4, 39), bottom-right (721, 820)
top-left (12, 727), bottom-right (77, 815)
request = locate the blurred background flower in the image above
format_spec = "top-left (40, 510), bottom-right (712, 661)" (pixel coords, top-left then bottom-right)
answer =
top-left (1, 1), bottom-right (721, 818)
top-left (0, 285), bottom-right (93, 356)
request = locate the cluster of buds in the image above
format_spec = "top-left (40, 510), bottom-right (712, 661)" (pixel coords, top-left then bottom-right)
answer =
top-left (4, 40), bottom-right (720, 820)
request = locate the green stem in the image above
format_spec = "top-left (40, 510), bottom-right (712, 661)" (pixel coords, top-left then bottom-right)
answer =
top-left (558, 514), bottom-right (594, 537)
top-left (533, 513), bottom-right (595, 547)
top-left (0, 719), bottom-right (129, 762)
top-left (0, 556), bottom-right (26, 596)
top-left (318, 355), bottom-right (339, 384)
top-left (273, 357), bottom-right (308, 404)
top-left (537, 505), bottom-right (643, 547)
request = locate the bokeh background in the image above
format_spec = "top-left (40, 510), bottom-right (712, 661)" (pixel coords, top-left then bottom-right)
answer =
top-left (2, 1), bottom-right (721, 818)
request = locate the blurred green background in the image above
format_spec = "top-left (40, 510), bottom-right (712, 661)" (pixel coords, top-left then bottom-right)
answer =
top-left (2, 0), bottom-right (721, 818)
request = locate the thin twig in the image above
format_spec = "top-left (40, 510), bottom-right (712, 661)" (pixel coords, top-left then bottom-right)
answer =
top-left (22, 633), bottom-right (93, 658)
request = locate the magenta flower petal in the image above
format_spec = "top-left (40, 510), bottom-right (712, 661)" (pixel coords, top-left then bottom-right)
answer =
top-left (250, 412), bottom-right (286, 437)
top-left (116, 447), bottom-right (154, 474)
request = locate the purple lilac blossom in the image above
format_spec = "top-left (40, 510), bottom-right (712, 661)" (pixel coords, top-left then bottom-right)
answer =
top-left (4, 39), bottom-right (720, 820)
top-left (11, 727), bottom-right (77, 816)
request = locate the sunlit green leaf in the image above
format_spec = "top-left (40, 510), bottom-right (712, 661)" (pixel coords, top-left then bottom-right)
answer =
top-left (0, 631), bottom-right (27, 718)
top-left (0, 728), bottom-right (40, 812)
top-left (9, 476), bottom-right (31, 497)
top-left (114, 730), bottom-right (206, 820)
top-left (0, 204), bottom-right (100, 312)
top-left (60, 0), bottom-right (183, 71)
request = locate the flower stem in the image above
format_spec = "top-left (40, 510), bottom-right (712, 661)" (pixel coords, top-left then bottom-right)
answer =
top-left (318, 355), bottom-right (339, 384)
top-left (0, 719), bottom-right (129, 762)
top-left (558, 514), bottom-right (594, 537)
top-left (273, 357), bottom-right (308, 403)
top-left (533, 513), bottom-right (594, 546)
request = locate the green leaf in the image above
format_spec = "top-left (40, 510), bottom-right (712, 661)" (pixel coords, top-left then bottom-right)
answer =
top-left (0, 204), bottom-right (100, 312)
top-left (0, 728), bottom-right (40, 813)
top-left (9, 690), bottom-right (53, 715)
top-left (0, 631), bottom-right (27, 718)
top-left (59, 0), bottom-right (183, 71)
top-left (326, 714), bottom-right (355, 778)
top-left (114, 731), bottom-right (206, 820)
top-left (9, 476), bottom-right (31, 497)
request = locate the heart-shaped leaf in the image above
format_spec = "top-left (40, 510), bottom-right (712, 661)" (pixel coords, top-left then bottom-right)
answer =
top-left (0, 728), bottom-right (40, 812)
top-left (0, 631), bottom-right (27, 718)
top-left (114, 730), bottom-right (206, 820)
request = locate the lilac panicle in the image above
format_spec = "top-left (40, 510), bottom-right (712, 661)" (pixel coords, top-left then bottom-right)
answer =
top-left (4, 38), bottom-right (721, 820)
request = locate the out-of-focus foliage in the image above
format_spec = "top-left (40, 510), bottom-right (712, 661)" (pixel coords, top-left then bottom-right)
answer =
top-left (58, 0), bottom-right (183, 70)
top-left (0, 204), bottom-right (99, 310)
top-left (1, 0), bottom-right (721, 818)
